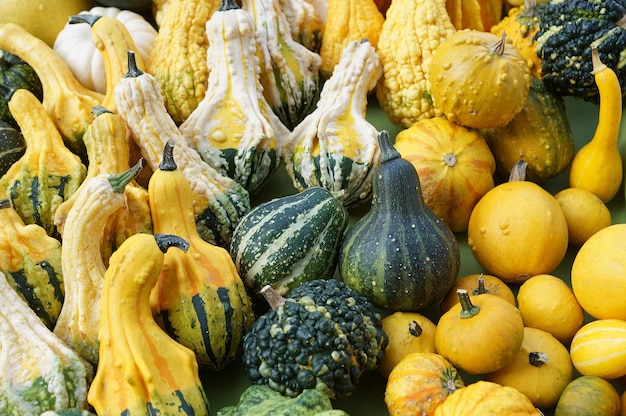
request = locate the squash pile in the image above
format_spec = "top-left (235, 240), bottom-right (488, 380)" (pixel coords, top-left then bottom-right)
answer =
top-left (1, 0), bottom-right (626, 415)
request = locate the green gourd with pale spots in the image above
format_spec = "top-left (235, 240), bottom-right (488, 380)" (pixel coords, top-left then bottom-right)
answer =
top-left (338, 130), bottom-right (460, 311)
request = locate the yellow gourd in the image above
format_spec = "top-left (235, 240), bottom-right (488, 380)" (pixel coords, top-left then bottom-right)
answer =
top-left (555, 187), bottom-right (611, 247)
top-left (439, 273), bottom-right (516, 314)
top-left (376, 0), bottom-right (456, 128)
top-left (88, 233), bottom-right (211, 415)
top-left (555, 375), bottom-right (621, 416)
top-left (569, 47), bottom-right (623, 203)
top-left (319, 0), bottom-right (384, 79)
top-left (569, 319), bottom-right (626, 380)
top-left (446, 0), bottom-right (504, 32)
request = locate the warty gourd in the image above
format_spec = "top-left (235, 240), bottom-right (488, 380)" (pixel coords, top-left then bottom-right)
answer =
top-left (115, 50), bottom-right (251, 247)
top-left (281, 39), bottom-right (382, 207)
top-left (179, 0), bottom-right (288, 194)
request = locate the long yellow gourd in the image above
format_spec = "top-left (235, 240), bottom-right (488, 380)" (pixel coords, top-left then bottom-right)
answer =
top-left (569, 48), bottom-right (623, 203)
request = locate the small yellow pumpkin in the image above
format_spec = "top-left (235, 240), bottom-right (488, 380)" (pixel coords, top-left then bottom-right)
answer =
top-left (435, 290), bottom-right (524, 375)
top-left (569, 319), bottom-right (626, 380)
top-left (429, 30), bottom-right (532, 129)
top-left (439, 273), bottom-right (516, 314)
top-left (378, 312), bottom-right (437, 378)
top-left (394, 117), bottom-right (496, 233)
top-left (555, 187), bottom-right (612, 247)
top-left (467, 160), bottom-right (569, 283)
top-left (485, 327), bottom-right (574, 409)
top-left (385, 352), bottom-right (464, 416)
top-left (571, 224), bottom-right (626, 320)
top-left (516, 274), bottom-right (585, 344)
top-left (434, 380), bottom-right (541, 415)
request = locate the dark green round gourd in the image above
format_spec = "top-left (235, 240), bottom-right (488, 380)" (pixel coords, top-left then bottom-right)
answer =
top-left (338, 130), bottom-right (460, 311)
top-left (0, 120), bottom-right (26, 176)
top-left (0, 49), bottom-right (43, 128)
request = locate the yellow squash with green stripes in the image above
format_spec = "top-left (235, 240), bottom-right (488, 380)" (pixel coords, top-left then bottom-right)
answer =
top-left (149, 140), bottom-right (255, 371)
top-left (179, 0), bottom-right (288, 194)
top-left (88, 233), bottom-right (211, 415)
top-left (282, 39), bottom-right (382, 207)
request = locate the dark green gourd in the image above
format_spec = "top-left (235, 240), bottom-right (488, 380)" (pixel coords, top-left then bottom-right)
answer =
top-left (338, 130), bottom-right (460, 311)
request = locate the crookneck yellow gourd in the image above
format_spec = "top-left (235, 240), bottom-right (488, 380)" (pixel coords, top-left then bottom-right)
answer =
top-left (241, 0), bottom-right (322, 129)
top-left (376, 0), bottom-right (456, 128)
top-left (0, 23), bottom-right (103, 160)
top-left (146, 0), bottom-right (221, 124)
top-left (282, 39), bottom-right (382, 207)
top-left (179, 0), bottom-right (288, 194)
top-left (569, 48), bottom-right (623, 203)
top-left (88, 233), bottom-right (211, 416)
top-left (1, 88), bottom-right (86, 239)
top-left (53, 162), bottom-right (142, 365)
top-left (54, 106), bottom-right (152, 266)
top-left (115, 51), bottom-right (251, 247)
top-left (149, 140), bottom-right (255, 371)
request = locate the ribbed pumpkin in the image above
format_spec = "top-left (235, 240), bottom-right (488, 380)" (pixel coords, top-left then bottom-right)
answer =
top-left (149, 140), bottom-right (255, 371)
top-left (394, 117), bottom-right (496, 232)
top-left (339, 130), bottom-right (460, 312)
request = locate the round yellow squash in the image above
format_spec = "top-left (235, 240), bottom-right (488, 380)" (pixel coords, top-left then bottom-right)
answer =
top-left (555, 187), bottom-right (612, 247)
top-left (439, 273), bottom-right (515, 314)
top-left (571, 223), bottom-right (626, 320)
top-left (569, 319), bottom-right (626, 379)
top-left (555, 375), bottom-right (621, 416)
top-left (385, 352), bottom-right (464, 416)
top-left (434, 380), bottom-right (541, 415)
top-left (429, 29), bottom-right (532, 129)
top-left (516, 274), bottom-right (585, 344)
top-left (485, 327), bottom-right (574, 409)
top-left (394, 117), bottom-right (496, 233)
top-left (467, 161), bottom-right (569, 282)
top-left (378, 312), bottom-right (437, 378)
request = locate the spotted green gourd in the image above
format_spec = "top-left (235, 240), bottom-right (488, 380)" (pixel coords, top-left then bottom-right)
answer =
top-left (0, 270), bottom-right (93, 414)
top-left (0, 49), bottom-right (43, 129)
top-left (339, 130), bottom-right (460, 311)
top-left (230, 186), bottom-right (348, 296)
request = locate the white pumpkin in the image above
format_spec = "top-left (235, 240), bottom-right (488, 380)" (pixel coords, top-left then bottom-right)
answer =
top-left (53, 6), bottom-right (157, 93)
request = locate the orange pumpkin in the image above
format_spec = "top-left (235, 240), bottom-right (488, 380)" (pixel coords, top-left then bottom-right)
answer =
top-left (440, 273), bottom-right (516, 314)
top-left (434, 380), bottom-right (541, 415)
top-left (394, 117), bottom-right (496, 232)
top-left (435, 290), bottom-right (524, 375)
top-left (385, 352), bottom-right (464, 416)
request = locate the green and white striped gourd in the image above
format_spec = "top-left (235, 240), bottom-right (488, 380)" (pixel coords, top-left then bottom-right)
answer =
top-left (0, 270), bottom-right (93, 415)
top-left (230, 186), bottom-right (348, 296)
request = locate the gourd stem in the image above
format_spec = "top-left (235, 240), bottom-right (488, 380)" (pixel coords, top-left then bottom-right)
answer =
top-left (261, 285), bottom-right (286, 310)
top-left (616, 14), bottom-right (626, 30)
top-left (473, 273), bottom-right (488, 295)
top-left (508, 160), bottom-right (528, 182)
top-left (378, 130), bottom-right (400, 164)
top-left (529, 351), bottom-right (548, 367)
top-left (68, 14), bottom-right (101, 27)
top-left (491, 32), bottom-right (507, 56)
top-left (154, 233), bottom-right (190, 254)
top-left (523, 0), bottom-right (537, 18)
top-left (456, 289), bottom-right (480, 319)
top-left (125, 51), bottom-right (144, 78)
top-left (408, 320), bottom-right (423, 337)
top-left (0, 199), bottom-right (11, 210)
top-left (159, 139), bottom-right (177, 172)
top-left (219, 0), bottom-right (240, 12)
top-left (108, 159), bottom-right (142, 193)
top-left (91, 105), bottom-right (112, 118)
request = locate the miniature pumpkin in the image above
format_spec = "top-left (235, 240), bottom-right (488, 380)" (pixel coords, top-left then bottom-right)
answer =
top-left (434, 381), bottom-right (541, 415)
top-left (467, 160), bottom-right (569, 282)
top-left (429, 30), bottom-right (532, 129)
top-left (378, 312), bottom-right (438, 378)
top-left (516, 274), bottom-right (585, 344)
top-left (569, 319), bottom-right (626, 380)
top-left (486, 327), bottom-right (574, 409)
top-left (394, 117), bottom-right (496, 233)
top-left (571, 224), bottom-right (626, 320)
top-left (385, 352), bottom-right (464, 416)
top-left (439, 273), bottom-right (516, 314)
top-left (435, 290), bottom-right (524, 375)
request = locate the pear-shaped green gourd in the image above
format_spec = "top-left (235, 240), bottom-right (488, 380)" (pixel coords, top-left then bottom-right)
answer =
top-left (338, 130), bottom-right (460, 311)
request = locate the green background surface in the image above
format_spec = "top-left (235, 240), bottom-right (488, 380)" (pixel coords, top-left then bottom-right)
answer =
top-left (202, 95), bottom-right (626, 415)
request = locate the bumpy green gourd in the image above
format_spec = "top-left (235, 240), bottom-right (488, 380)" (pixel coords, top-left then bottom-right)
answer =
top-left (338, 130), bottom-right (460, 311)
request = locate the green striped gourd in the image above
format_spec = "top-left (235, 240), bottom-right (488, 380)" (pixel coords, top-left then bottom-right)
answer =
top-left (89, 233), bottom-right (211, 415)
top-left (339, 130), bottom-right (460, 311)
top-left (149, 140), bottom-right (255, 371)
top-left (0, 194), bottom-right (63, 330)
top-left (1, 88), bottom-right (86, 239)
top-left (179, 0), bottom-right (288, 194)
top-left (230, 186), bottom-right (348, 296)
top-left (0, 270), bottom-right (93, 414)
top-left (281, 39), bottom-right (382, 207)
top-left (0, 119), bottom-right (26, 176)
